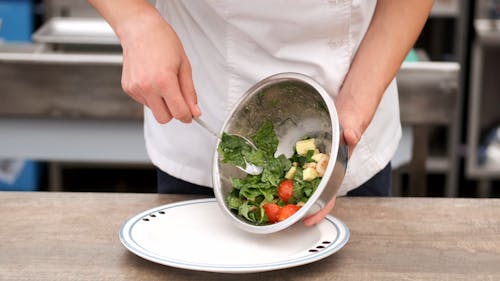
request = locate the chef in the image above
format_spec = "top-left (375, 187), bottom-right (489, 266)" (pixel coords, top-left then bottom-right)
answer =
top-left (88, 0), bottom-right (434, 224)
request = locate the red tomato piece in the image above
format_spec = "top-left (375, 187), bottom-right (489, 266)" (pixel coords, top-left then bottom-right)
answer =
top-left (277, 204), bottom-right (301, 222)
top-left (278, 179), bottom-right (294, 204)
top-left (263, 203), bottom-right (281, 223)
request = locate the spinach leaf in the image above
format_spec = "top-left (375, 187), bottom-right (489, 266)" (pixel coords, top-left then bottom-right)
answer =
top-left (242, 149), bottom-right (267, 166)
top-left (292, 167), bottom-right (321, 202)
top-left (260, 155), bottom-right (291, 186)
top-left (217, 133), bottom-right (253, 167)
top-left (238, 201), bottom-right (266, 224)
top-left (238, 201), bottom-right (255, 222)
top-left (290, 149), bottom-right (315, 167)
top-left (227, 191), bottom-right (243, 210)
top-left (232, 175), bottom-right (275, 203)
top-left (231, 175), bottom-right (261, 190)
top-left (252, 121), bottom-right (278, 156)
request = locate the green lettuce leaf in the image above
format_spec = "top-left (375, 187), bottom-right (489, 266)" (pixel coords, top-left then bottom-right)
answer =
top-left (251, 121), bottom-right (278, 156)
top-left (217, 133), bottom-right (253, 167)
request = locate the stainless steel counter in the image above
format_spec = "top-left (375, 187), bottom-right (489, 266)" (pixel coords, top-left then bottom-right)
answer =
top-left (0, 18), bottom-right (146, 164)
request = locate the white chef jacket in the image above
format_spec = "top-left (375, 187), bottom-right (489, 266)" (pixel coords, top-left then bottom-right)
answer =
top-left (146, 0), bottom-right (402, 196)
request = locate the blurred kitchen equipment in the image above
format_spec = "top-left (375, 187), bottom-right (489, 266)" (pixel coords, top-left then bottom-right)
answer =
top-left (0, 13), bottom-right (147, 173)
top-left (478, 126), bottom-right (500, 165)
top-left (212, 72), bottom-right (348, 234)
top-left (33, 17), bottom-right (119, 45)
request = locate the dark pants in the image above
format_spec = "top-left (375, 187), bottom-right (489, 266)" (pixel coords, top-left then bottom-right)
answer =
top-left (157, 170), bottom-right (215, 196)
top-left (346, 163), bottom-right (392, 196)
top-left (157, 163), bottom-right (392, 197)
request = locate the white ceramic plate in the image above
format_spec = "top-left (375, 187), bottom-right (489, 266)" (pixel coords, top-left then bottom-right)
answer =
top-left (119, 198), bottom-right (349, 273)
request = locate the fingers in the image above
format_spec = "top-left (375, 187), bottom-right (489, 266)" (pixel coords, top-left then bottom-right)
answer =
top-left (155, 61), bottom-right (201, 123)
top-left (145, 96), bottom-right (173, 124)
top-left (127, 92), bottom-right (147, 105)
top-left (343, 128), bottom-right (360, 147)
top-left (122, 78), bottom-right (173, 124)
top-left (342, 128), bottom-right (360, 158)
top-left (303, 196), bottom-right (336, 226)
top-left (179, 59), bottom-right (201, 117)
top-left (160, 72), bottom-right (194, 123)
top-left (124, 73), bottom-right (197, 124)
top-left (335, 95), bottom-right (364, 158)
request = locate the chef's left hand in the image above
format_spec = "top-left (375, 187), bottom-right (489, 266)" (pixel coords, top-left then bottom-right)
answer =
top-left (302, 96), bottom-right (363, 226)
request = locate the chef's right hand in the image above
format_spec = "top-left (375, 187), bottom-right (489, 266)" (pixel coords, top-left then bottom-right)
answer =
top-left (115, 8), bottom-right (201, 124)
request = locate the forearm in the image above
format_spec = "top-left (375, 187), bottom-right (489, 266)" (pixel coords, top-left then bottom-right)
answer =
top-left (87, 0), bottom-right (160, 40)
top-left (337, 0), bottom-right (433, 134)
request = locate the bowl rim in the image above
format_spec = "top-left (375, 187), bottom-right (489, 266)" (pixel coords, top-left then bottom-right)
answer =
top-left (212, 72), bottom-right (340, 234)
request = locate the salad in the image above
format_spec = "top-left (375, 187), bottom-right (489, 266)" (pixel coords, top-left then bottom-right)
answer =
top-left (217, 121), bottom-right (330, 225)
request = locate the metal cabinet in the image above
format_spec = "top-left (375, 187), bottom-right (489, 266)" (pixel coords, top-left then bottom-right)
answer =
top-left (466, 19), bottom-right (500, 196)
top-left (395, 62), bottom-right (461, 197)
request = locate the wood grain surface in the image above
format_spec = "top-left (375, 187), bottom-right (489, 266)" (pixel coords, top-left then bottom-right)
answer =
top-left (1, 192), bottom-right (499, 281)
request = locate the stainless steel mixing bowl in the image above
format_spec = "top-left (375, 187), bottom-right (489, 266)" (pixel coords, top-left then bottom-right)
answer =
top-left (212, 72), bottom-right (348, 234)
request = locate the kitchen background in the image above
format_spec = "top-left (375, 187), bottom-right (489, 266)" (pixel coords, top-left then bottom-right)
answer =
top-left (1, 0), bottom-right (499, 198)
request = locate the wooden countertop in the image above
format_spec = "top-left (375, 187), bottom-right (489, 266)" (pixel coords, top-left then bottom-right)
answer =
top-left (1, 192), bottom-right (499, 280)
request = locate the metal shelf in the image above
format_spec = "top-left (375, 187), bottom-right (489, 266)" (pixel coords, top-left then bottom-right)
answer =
top-left (430, 0), bottom-right (460, 18)
top-left (474, 19), bottom-right (500, 45)
top-left (466, 19), bottom-right (500, 179)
